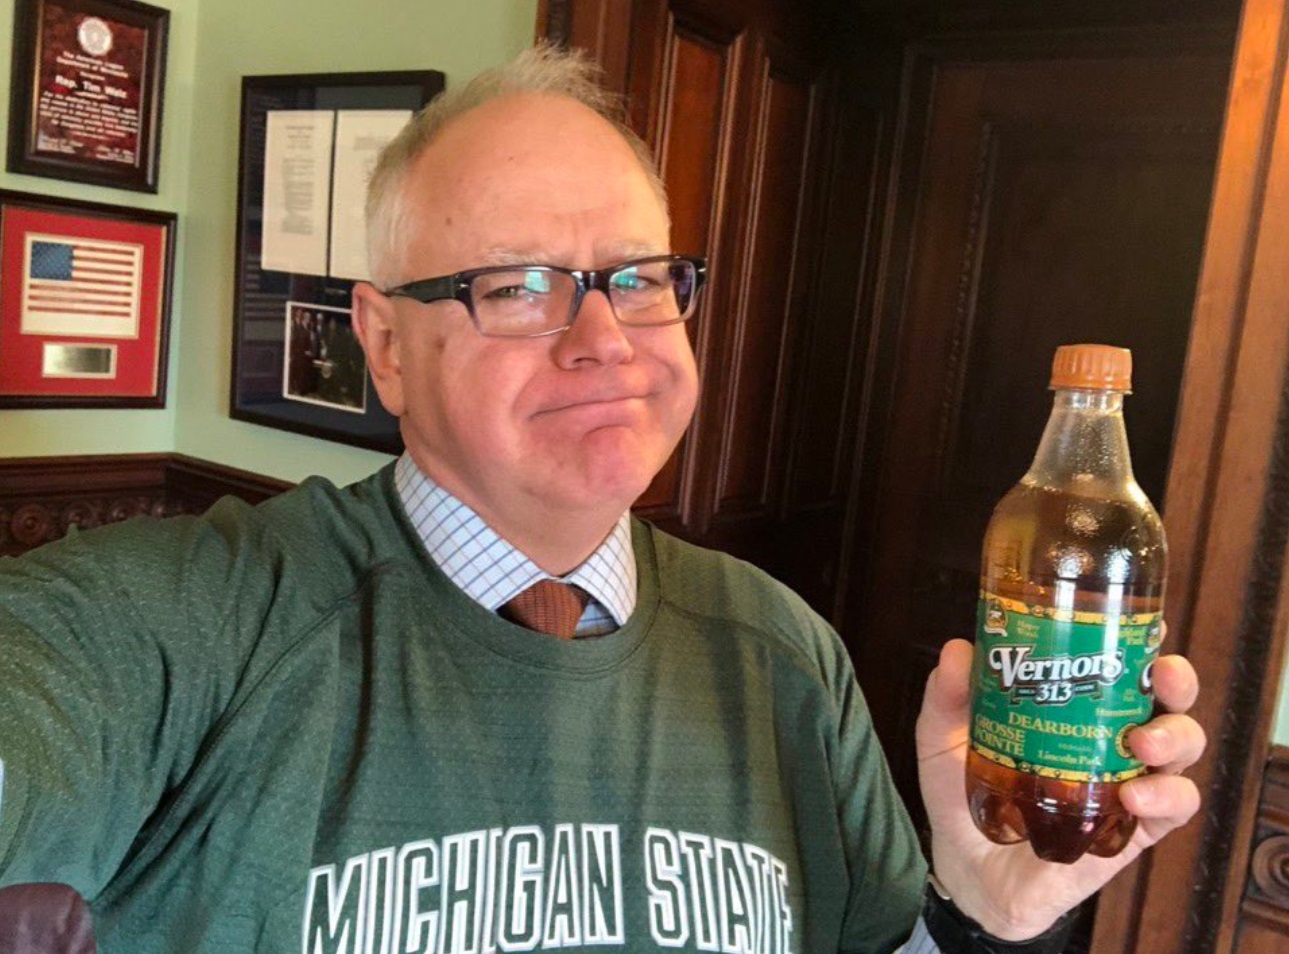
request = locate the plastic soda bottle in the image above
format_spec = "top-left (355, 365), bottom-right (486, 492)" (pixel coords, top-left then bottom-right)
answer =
top-left (965, 343), bottom-right (1167, 863)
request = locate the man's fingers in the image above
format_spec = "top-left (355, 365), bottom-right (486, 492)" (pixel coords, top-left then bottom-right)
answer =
top-left (1127, 713), bottom-right (1206, 774)
top-left (1151, 654), bottom-right (1199, 713)
top-left (1121, 774), bottom-right (1202, 840)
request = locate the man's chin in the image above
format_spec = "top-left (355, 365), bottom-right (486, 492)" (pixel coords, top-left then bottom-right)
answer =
top-left (554, 449), bottom-right (664, 513)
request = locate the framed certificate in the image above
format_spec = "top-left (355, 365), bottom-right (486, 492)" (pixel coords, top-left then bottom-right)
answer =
top-left (0, 189), bottom-right (175, 407)
top-left (229, 70), bottom-right (444, 454)
top-left (7, 0), bottom-right (168, 192)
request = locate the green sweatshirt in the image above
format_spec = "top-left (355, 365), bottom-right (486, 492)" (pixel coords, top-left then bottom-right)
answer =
top-left (0, 465), bottom-right (925, 952)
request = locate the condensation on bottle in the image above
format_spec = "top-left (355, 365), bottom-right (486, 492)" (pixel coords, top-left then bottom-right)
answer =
top-left (965, 343), bottom-right (1167, 864)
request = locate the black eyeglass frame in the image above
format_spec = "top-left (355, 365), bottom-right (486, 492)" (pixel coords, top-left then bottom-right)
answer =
top-left (384, 254), bottom-right (709, 337)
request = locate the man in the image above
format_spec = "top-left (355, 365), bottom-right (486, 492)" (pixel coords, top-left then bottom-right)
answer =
top-left (0, 46), bottom-right (1202, 952)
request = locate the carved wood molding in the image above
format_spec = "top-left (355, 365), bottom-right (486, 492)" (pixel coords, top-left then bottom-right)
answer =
top-left (1190, 366), bottom-right (1289, 952)
top-left (1241, 747), bottom-right (1289, 934)
top-left (0, 454), bottom-right (292, 557)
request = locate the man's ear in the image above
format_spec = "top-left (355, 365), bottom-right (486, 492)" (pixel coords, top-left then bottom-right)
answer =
top-left (351, 282), bottom-right (406, 417)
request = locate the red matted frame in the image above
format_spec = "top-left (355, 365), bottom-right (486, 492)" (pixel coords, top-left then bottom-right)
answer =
top-left (0, 189), bottom-right (174, 408)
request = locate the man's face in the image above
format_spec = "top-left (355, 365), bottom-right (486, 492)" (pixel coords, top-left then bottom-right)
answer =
top-left (361, 93), bottom-right (698, 541)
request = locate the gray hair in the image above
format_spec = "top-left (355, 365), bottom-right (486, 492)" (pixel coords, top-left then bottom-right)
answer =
top-left (365, 43), bottom-right (669, 290)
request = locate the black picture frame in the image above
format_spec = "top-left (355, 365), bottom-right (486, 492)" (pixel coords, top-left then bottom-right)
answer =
top-left (229, 70), bottom-right (444, 454)
top-left (0, 188), bottom-right (175, 408)
top-left (7, 0), bottom-right (169, 193)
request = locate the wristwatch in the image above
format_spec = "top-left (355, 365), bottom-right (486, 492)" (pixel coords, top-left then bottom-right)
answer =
top-left (922, 872), bottom-right (1077, 954)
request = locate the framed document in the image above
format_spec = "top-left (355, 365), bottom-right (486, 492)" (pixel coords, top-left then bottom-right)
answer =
top-left (0, 189), bottom-right (175, 407)
top-left (229, 70), bottom-right (444, 454)
top-left (7, 0), bottom-right (168, 192)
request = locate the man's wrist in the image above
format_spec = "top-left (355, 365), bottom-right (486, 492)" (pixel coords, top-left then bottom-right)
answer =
top-left (922, 873), bottom-right (1076, 954)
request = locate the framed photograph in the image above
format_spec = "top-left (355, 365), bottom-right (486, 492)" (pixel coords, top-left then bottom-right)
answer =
top-left (229, 70), bottom-right (445, 454)
top-left (0, 189), bottom-right (175, 408)
top-left (283, 301), bottom-right (367, 414)
top-left (7, 0), bottom-right (169, 192)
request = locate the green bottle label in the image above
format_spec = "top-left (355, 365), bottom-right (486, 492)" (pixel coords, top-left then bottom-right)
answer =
top-left (969, 593), bottom-right (1162, 783)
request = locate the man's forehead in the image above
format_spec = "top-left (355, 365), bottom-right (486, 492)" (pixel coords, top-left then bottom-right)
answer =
top-left (475, 240), bottom-right (669, 268)
top-left (412, 95), bottom-right (653, 195)
top-left (395, 95), bottom-right (670, 276)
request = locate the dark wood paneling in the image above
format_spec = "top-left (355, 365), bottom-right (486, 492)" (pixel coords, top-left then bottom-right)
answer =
top-left (0, 454), bottom-right (169, 556)
top-left (0, 454), bottom-right (291, 557)
top-left (844, 34), bottom-right (1230, 825)
top-left (618, 0), bottom-right (863, 603)
top-left (715, 59), bottom-right (813, 516)
top-left (847, 0), bottom-right (1243, 33)
top-left (949, 119), bottom-right (1216, 505)
top-left (634, 23), bottom-right (735, 520)
top-left (785, 92), bottom-right (883, 514)
top-left (546, 0), bottom-right (894, 615)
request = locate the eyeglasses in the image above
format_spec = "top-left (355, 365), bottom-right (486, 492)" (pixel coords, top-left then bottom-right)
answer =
top-left (384, 254), bottom-right (708, 338)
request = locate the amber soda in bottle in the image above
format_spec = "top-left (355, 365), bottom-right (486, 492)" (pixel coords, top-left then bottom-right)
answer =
top-left (965, 344), bottom-right (1166, 864)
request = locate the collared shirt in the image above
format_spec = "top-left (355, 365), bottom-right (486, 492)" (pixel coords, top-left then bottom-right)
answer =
top-left (394, 454), bottom-right (636, 636)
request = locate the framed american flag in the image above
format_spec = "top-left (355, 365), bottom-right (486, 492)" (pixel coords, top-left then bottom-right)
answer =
top-left (0, 189), bottom-right (174, 407)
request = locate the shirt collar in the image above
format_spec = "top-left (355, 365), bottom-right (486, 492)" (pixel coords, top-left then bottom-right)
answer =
top-left (393, 454), bottom-right (636, 626)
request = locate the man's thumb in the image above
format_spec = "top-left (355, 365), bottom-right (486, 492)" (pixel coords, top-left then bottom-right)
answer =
top-left (917, 638), bottom-right (974, 758)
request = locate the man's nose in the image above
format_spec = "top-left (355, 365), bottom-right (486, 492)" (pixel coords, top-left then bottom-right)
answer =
top-left (552, 290), bottom-right (634, 367)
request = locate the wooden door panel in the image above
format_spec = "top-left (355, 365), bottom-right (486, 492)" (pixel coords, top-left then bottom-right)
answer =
top-left (635, 27), bottom-right (736, 518)
top-left (715, 62), bottom-right (813, 517)
top-left (956, 123), bottom-right (1218, 504)
top-left (849, 43), bottom-right (1228, 816)
top-left (657, 34), bottom-right (728, 261)
top-left (784, 105), bottom-right (883, 513)
top-left (900, 120), bottom-right (1221, 662)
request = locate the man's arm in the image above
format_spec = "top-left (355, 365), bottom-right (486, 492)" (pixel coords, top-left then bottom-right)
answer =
top-left (0, 509), bottom-right (269, 897)
top-left (0, 537), bottom-right (177, 895)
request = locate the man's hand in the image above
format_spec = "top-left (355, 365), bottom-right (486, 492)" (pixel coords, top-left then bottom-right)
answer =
top-left (916, 638), bottom-right (1205, 941)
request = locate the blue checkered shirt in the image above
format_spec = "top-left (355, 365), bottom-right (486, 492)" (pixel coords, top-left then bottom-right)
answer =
top-left (394, 454), bottom-right (634, 637)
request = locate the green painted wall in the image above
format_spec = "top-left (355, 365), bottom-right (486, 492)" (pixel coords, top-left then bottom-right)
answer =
top-left (0, 0), bottom-right (536, 483)
top-left (174, 0), bottom-right (537, 486)
top-left (0, 0), bottom-right (200, 454)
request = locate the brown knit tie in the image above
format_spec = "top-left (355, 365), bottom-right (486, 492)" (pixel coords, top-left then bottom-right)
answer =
top-left (500, 580), bottom-right (590, 639)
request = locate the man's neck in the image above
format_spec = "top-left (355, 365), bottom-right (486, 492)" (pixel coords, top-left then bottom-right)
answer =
top-left (408, 457), bottom-right (625, 576)
top-left (485, 502), bottom-right (621, 576)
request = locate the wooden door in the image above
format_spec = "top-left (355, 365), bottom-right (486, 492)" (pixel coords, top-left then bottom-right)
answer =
top-left (840, 31), bottom-right (1233, 822)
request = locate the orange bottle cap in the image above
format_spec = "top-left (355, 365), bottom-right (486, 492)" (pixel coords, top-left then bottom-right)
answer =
top-left (1050, 344), bottom-right (1132, 392)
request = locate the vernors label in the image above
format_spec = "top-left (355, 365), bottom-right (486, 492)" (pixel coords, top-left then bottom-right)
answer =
top-left (969, 593), bottom-right (1162, 783)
